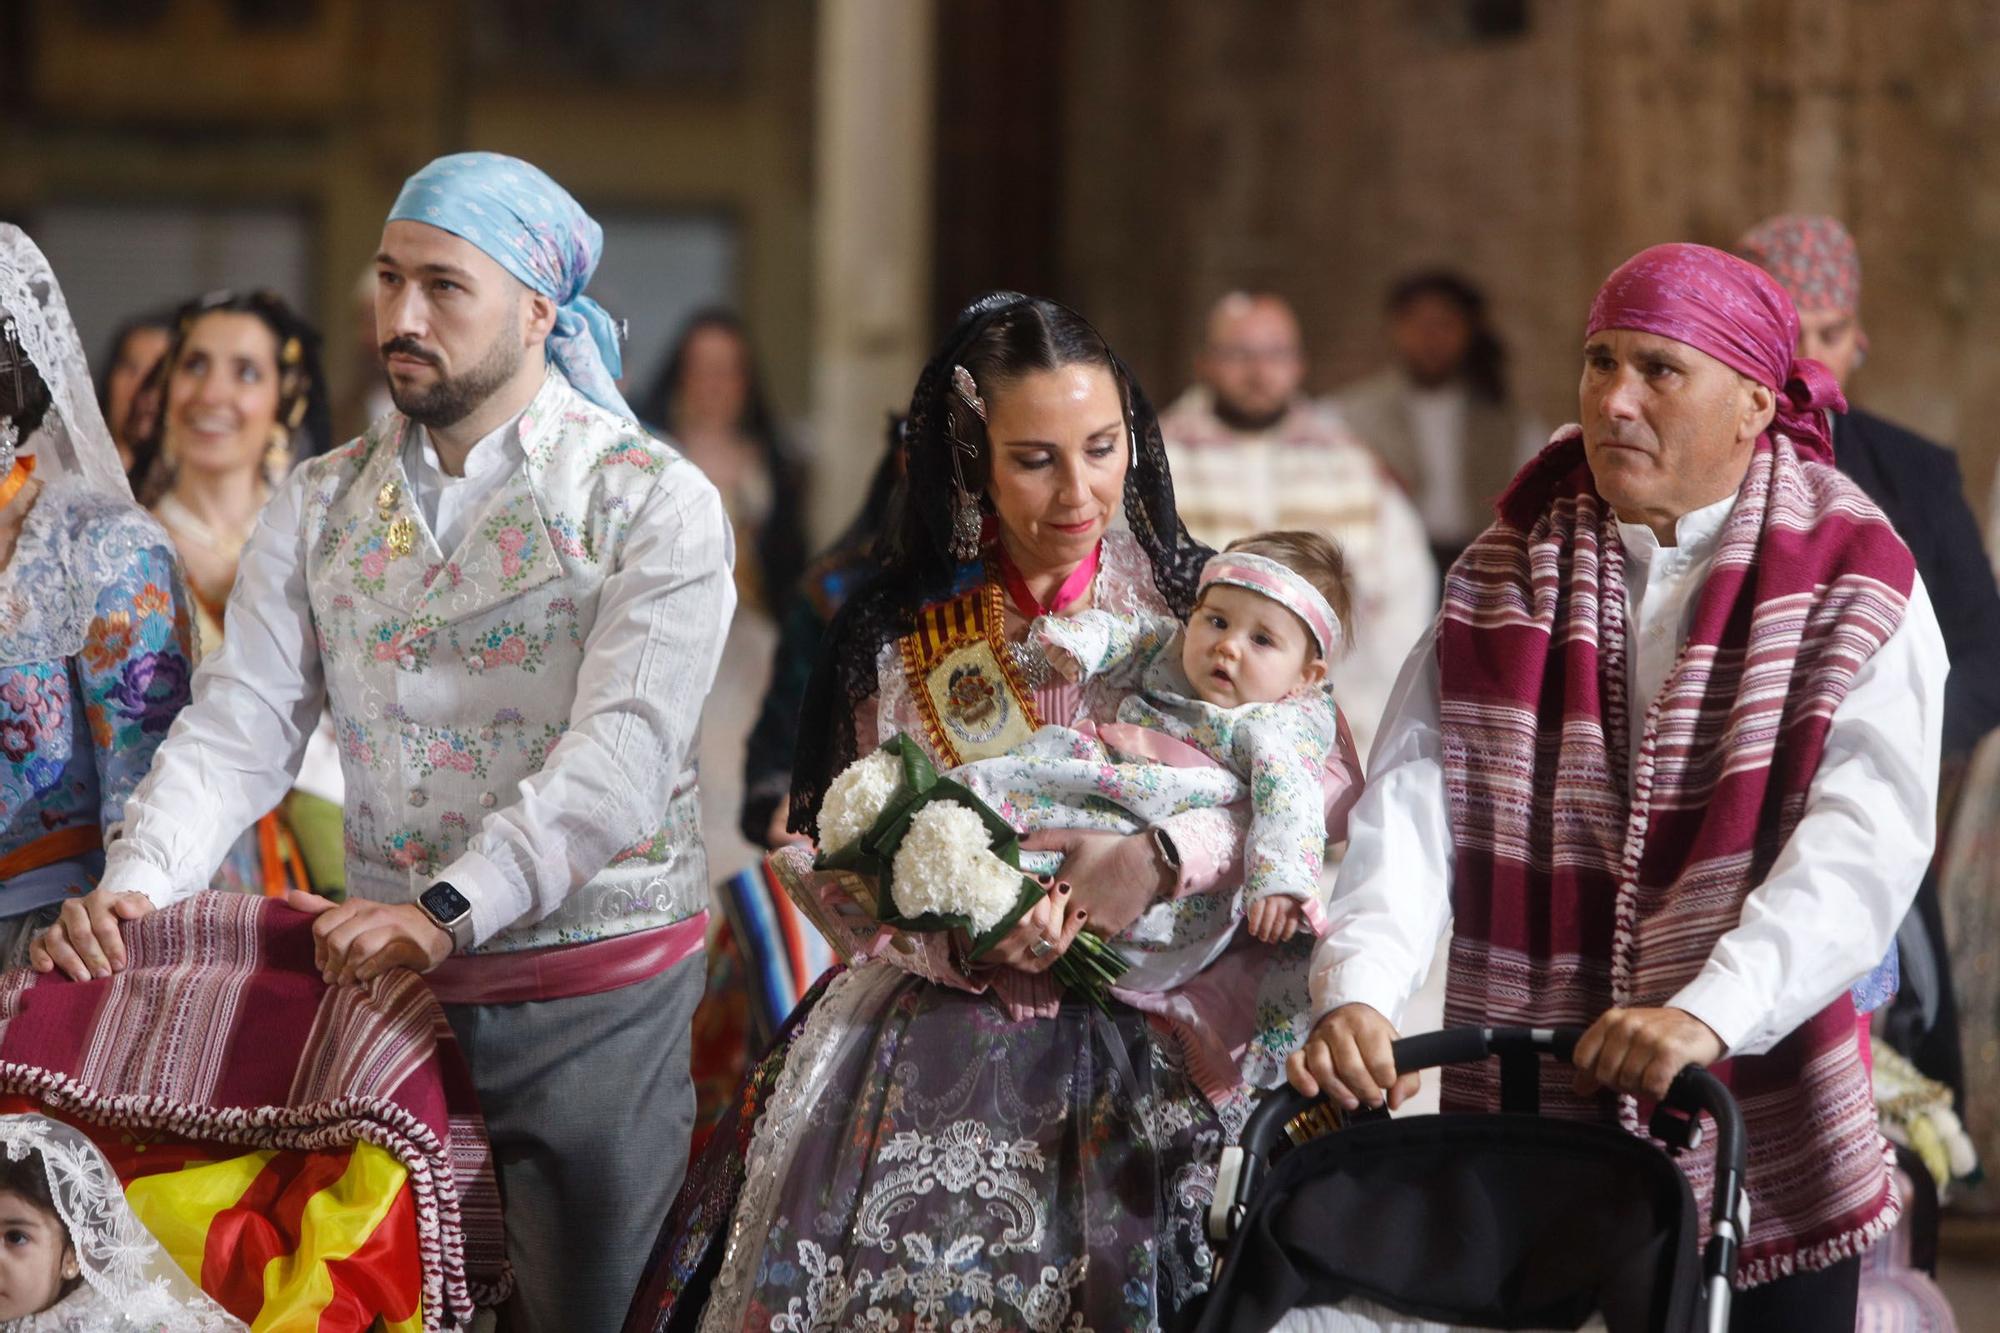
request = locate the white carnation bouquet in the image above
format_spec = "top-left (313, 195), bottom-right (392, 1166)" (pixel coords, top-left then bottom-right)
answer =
top-left (816, 733), bottom-right (1129, 1005)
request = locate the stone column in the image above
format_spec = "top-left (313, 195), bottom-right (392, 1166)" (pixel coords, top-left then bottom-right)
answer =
top-left (808, 0), bottom-right (936, 543)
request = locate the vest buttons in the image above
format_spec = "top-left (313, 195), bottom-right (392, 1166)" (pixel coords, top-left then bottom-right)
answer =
top-left (479, 791), bottom-right (498, 809)
top-left (408, 789), bottom-right (428, 808)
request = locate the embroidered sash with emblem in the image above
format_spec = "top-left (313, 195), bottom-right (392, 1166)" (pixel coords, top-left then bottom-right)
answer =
top-left (896, 578), bottom-right (1040, 767)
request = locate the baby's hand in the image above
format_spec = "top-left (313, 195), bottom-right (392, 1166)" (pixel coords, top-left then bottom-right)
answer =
top-left (1245, 896), bottom-right (1305, 944)
top-left (1028, 617), bottom-right (1086, 682)
top-left (1039, 643), bottom-right (1085, 682)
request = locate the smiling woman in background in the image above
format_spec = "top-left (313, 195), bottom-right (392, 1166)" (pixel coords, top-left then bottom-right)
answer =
top-left (136, 291), bottom-right (345, 897)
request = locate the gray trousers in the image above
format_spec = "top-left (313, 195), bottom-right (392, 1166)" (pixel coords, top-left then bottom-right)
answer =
top-left (444, 952), bottom-right (702, 1333)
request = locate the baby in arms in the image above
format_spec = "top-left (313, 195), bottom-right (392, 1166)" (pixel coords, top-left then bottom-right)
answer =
top-left (951, 530), bottom-right (1361, 992)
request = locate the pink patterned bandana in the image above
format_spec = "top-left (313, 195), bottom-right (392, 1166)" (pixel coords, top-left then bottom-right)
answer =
top-left (1198, 551), bottom-right (1342, 660)
top-left (1587, 242), bottom-right (1847, 462)
top-left (1736, 214), bottom-right (1861, 316)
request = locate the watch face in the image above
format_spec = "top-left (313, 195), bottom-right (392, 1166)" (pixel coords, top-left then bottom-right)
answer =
top-left (421, 881), bottom-right (472, 923)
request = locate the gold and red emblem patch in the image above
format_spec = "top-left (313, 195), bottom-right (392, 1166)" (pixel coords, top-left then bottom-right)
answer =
top-left (896, 578), bottom-right (1040, 767)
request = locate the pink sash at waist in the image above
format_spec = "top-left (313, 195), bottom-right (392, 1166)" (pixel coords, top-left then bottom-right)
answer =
top-left (1085, 721), bottom-right (1221, 769)
top-left (424, 912), bottom-right (708, 1006)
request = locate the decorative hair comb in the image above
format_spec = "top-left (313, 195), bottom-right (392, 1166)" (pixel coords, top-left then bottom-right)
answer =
top-left (951, 364), bottom-right (987, 422)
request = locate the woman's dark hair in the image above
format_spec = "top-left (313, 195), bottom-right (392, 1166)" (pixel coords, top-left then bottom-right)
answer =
top-left (131, 290), bottom-right (331, 504)
top-left (639, 308), bottom-right (807, 608)
top-left (1386, 269), bottom-right (1509, 406)
top-left (787, 293), bottom-right (1209, 832)
top-left (0, 317), bottom-right (53, 442)
top-left (95, 306), bottom-right (177, 416)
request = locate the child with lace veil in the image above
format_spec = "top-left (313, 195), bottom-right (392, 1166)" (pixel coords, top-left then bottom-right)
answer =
top-left (0, 1115), bottom-right (243, 1331)
top-left (0, 225), bottom-right (195, 962)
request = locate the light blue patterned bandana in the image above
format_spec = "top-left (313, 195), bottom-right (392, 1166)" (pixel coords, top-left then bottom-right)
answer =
top-left (387, 152), bottom-right (634, 420)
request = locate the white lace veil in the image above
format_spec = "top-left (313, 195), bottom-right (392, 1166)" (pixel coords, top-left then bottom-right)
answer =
top-left (0, 225), bottom-right (132, 499)
top-left (0, 1115), bottom-right (245, 1332)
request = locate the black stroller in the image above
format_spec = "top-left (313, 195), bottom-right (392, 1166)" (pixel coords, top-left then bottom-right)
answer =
top-left (1190, 1027), bottom-right (1749, 1333)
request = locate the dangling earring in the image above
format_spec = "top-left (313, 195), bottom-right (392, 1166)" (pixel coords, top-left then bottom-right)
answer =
top-left (949, 484), bottom-right (983, 562)
top-left (0, 417), bottom-right (17, 475)
top-left (947, 364), bottom-right (987, 562)
top-left (265, 424), bottom-right (293, 487)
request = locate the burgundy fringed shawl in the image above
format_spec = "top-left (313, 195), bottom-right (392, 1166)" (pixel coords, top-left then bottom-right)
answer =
top-left (1437, 425), bottom-right (1914, 1285)
top-left (0, 893), bottom-right (507, 1324)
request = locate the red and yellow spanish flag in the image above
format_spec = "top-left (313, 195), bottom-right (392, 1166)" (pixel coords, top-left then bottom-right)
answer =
top-left (0, 897), bottom-right (505, 1330)
top-left (1, 1098), bottom-right (425, 1332)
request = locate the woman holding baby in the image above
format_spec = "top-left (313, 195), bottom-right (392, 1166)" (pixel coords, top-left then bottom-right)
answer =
top-left (624, 293), bottom-right (1363, 1333)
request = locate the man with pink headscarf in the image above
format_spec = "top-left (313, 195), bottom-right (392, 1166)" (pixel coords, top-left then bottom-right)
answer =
top-left (1291, 243), bottom-right (1947, 1325)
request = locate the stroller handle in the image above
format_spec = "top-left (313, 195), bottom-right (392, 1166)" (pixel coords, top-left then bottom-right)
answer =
top-left (1236, 1025), bottom-right (1749, 1292)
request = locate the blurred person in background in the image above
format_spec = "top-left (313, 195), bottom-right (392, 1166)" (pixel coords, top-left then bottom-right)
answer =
top-left (640, 308), bottom-right (807, 613)
top-left (1160, 290), bottom-right (1436, 764)
top-left (1333, 270), bottom-right (1546, 571)
top-left (740, 416), bottom-right (901, 853)
top-left (137, 290), bottom-right (344, 897)
top-left (682, 417), bottom-right (901, 1159)
top-left (0, 226), bottom-right (194, 962)
top-left (1742, 214), bottom-right (2000, 1202)
top-left (1738, 216), bottom-right (2000, 771)
top-left (638, 310), bottom-right (810, 898)
top-left (96, 306), bottom-right (174, 476)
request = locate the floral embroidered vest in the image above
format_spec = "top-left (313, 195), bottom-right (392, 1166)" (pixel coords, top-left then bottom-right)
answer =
top-left (300, 376), bottom-right (704, 952)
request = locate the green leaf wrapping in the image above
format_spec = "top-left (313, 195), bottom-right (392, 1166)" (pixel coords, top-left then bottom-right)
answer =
top-left (813, 733), bottom-right (1131, 1003)
top-left (813, 733), bottom-right (939, 879)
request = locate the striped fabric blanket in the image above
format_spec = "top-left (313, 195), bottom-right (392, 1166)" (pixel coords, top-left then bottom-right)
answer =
top-left (0, 893), bottom-right (506, 1331)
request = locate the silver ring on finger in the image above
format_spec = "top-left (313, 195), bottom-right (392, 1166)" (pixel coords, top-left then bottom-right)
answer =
top-left (1029, 935), bottom-right (1054, 960)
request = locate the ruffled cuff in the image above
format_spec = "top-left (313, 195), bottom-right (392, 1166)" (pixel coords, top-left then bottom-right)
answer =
top-left (1158, 806), bottom-right (1244, 897)
top-left (98, 849), bottom-right (177, 909)
top-left (1666, 964), bottom-right (1762, 1056)
top-left (1310, 954), bottom-right (1421, 1029)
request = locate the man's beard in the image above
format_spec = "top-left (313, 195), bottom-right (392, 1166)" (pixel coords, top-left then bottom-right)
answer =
top-left (1211, 390), bottom-right (1292, 434)
top-left (384, 328), bottom-right (523, 430)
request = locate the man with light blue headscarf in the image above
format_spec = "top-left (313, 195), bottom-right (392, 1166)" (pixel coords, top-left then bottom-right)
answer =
top-left (54, 152), bottom-right (737, 1329)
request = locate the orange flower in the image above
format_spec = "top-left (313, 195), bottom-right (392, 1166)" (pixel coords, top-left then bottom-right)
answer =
top-left (133, 583), bottom-right (172, 618)
top-left (89, 705), bottom-right (113, 749)
top-left (81, 614), bottom-right (135, 672)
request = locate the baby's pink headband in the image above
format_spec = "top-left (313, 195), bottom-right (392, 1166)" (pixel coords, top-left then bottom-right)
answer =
top-left (1198, 552), bottom-right (1341, 659)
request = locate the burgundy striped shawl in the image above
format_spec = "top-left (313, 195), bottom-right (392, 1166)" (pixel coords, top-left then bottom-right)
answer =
top-left (0, 893), bottom-right (508, 1325)
top-left (1438, 426), bottom-right (1914, 1285)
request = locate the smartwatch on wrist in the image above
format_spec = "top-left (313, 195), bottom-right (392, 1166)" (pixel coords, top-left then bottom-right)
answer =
top-left (417, 880), bottom-right (475, 955)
